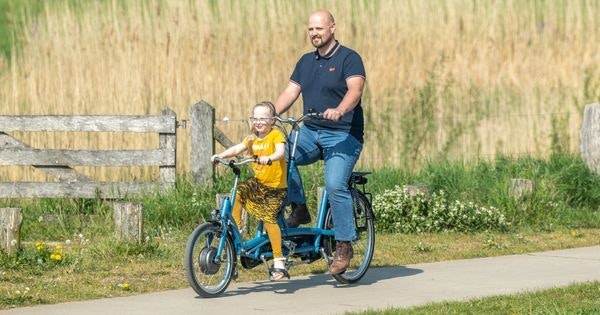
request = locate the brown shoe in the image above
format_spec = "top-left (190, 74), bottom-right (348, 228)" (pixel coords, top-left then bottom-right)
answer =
top-left (329, 241), bottom-right (353, 274)
top-left (285, 203), bottom-right (311, 227)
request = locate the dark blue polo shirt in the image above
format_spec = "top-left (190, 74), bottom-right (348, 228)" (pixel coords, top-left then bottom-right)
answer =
top-left (290, 42), bottom-right (366, 143)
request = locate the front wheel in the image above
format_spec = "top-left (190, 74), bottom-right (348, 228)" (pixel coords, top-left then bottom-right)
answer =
top-left (324, 189), bottom-right (375, 284)
top-left (184, 222), bottom-right (236, 298)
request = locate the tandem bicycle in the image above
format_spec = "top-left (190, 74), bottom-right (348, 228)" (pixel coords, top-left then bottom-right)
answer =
top-left (183, 112), bottom-right (376, 297)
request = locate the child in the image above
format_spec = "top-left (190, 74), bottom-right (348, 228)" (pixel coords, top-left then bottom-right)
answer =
top-left (211, 101), bottom-right (289, 281)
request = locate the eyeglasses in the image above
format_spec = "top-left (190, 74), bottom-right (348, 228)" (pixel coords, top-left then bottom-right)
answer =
top-left (249, 117), bottom-right (273, 124)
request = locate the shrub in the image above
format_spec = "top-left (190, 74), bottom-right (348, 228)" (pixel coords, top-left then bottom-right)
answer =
top-left (373, 186), bottom-right (510, 233)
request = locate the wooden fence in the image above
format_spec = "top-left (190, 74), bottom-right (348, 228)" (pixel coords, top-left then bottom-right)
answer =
top-left (0, 108), bottom-right (178, 198)
top-left (3, 101), bottom-right (597, 197)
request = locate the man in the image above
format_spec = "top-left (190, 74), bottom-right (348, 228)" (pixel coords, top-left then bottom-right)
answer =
top-left (274, 9), bottom-right (366, 275)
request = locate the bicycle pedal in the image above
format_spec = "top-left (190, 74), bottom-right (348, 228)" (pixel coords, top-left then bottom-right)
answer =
top-left (283, 240), bottom-right (297, 253)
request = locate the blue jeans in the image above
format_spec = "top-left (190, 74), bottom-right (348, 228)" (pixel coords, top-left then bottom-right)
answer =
top-left (287, 126), bottom-right (363, 241)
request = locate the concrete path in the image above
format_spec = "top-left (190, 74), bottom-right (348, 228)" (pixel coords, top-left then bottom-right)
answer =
top-left (2, 246), bottom-right (599, 315)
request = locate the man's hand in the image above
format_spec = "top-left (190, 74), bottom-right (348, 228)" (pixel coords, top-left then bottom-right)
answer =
top-left (323, 108), bottom-right (344, 122)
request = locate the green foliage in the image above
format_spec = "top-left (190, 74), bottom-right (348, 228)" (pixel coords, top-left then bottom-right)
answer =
top-left (351, 281), bottom-right (600, 315)
top-left (0, 0), bottom-right (46, 61)
top-left (373, 186), bottom-right (510, 233)
top-left (0, 0), bottom-right (19, 60)
top-left (549, 153), bottom-right (600, 209)
top-left (0, 241), bottom-right (78, 271)
top-left (16, 197), bottom-right (113, 241)
top-left (2, 153), bottom-right (599, 255)
top-left (369, 152), bottom-right (600, 233)
top-left (89, 238), bottom-right (166, 260)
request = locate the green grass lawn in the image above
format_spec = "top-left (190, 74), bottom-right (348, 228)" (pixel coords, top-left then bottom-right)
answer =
top-left (348, 281), bottom-right (600, 315)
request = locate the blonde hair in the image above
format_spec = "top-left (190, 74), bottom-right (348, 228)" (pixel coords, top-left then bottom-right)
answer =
top-left (253, 101), bottom-right (276, 117)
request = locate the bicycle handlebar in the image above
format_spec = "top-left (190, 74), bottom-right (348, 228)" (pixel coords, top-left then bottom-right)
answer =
top-left (274, 111), bottom-right (323, 125)
top-left (213, 156), bottom-right (272, 168)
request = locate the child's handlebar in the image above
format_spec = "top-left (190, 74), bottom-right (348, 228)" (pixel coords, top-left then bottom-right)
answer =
top-left (212, 156), bottom-right (272, 168)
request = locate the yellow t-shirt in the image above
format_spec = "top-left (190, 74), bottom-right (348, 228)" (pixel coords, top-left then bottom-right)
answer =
top-left (242, 129), bottom-right (287, 189)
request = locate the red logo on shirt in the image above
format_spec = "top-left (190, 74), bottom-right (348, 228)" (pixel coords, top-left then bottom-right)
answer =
top-left (328, 67), bottom-right (336, 72)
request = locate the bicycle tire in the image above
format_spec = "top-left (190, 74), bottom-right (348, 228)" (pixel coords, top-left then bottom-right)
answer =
top-left (184, 222), bottom-right (236, 298)
top-left (323, 189), bottom-right (375, 284)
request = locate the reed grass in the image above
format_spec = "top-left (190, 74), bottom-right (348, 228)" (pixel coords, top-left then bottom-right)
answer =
top-left (0, 0), bottom-right (599, 181)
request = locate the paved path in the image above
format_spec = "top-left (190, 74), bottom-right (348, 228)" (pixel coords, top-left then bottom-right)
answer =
top-left (2, 246), bottom-right (600, 315)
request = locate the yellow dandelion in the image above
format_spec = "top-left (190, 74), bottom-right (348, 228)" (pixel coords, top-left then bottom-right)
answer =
top-left (570, 230), bottom-right (577, 237)
top-left (50, 253), bottom-right (62, 261)
top-left (55, 244), bottom-right (63, 252)
top-left (123, 283), bottom-right (130, 290)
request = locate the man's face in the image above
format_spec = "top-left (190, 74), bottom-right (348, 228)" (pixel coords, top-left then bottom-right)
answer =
top-left (307, 14), bottom-right (335, 49)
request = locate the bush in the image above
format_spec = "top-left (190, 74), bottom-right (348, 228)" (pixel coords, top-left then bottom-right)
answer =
top-left (373, 186), bottom-right (510, 233)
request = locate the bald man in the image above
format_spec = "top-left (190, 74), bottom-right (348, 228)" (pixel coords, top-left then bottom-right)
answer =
top-left (274, 9), bottom-right (366, 275)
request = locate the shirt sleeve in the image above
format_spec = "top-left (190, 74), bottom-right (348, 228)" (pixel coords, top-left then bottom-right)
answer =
top-left (242, 135), bottom-right (255, 154)
top-left (273, 130), bottom-right (286, 144)
top-left (290, 58), bottom-right (303, 86)
top-left (343, 51), bottom-right (366, 80)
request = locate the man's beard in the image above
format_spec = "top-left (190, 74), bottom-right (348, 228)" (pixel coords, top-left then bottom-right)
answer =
top-left (312, 35), bottom-right (332, 49)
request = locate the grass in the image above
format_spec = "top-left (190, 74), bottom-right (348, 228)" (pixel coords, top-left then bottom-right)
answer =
top-left (347, 281), bottom-right (600, 315)
top-left (1, 153), bottom-right (600, 310)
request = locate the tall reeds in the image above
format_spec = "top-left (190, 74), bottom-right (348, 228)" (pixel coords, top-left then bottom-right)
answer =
top-left (0, 0), bottom-right (598, 181)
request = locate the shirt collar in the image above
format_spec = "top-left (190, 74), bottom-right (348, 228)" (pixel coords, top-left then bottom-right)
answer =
top-left (315, 40), bottom-right (340, 60)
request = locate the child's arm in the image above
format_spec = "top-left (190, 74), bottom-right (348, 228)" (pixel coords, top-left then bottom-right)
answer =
top-left (211, 142), bottom-right (247, 162)
top-left (257, 142), bottom-right (285, 165)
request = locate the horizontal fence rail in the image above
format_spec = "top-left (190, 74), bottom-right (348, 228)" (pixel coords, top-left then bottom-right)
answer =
top-left (0, 115), bottom-right (176, 133)
top-left (0, 108), bottom-right (177, 199)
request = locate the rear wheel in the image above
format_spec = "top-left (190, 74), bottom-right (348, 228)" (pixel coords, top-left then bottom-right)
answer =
top-left (184, 222), bottom-right (236, 298)
top-left (324, 189), bottom-right (375, 284)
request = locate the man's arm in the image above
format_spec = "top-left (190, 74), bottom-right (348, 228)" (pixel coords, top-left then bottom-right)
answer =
top-left (274, 82), bottom-right (301, 115)
top-left (323, 76), bottom-right (365, 122)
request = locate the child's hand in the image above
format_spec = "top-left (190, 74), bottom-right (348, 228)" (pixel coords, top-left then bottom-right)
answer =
top-left (258, 156), bottom-right (272, 165)
top-left (210, 155), bottom-right (221, 163)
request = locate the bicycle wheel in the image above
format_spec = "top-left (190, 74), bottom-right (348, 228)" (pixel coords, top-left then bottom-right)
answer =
top-left (324, 189), bottom-right (375, 284)
top-left (184, 222), bottom-right (236, 298)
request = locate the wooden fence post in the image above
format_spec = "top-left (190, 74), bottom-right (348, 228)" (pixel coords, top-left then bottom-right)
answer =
top-left (403, 184), bottom-right (430, 199)
top-left (160, 107), bottom-right (177, 188)
top-left (0, 208), bottom-right (23, 255)
top-left (190, 101), bottom-right (215, 184)
top-left (113, 202), bottom-right (143, 243)
top-left (580, 102), bottom-right (600, 175)
top-left (509, 178), bottom-right (534, 199)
